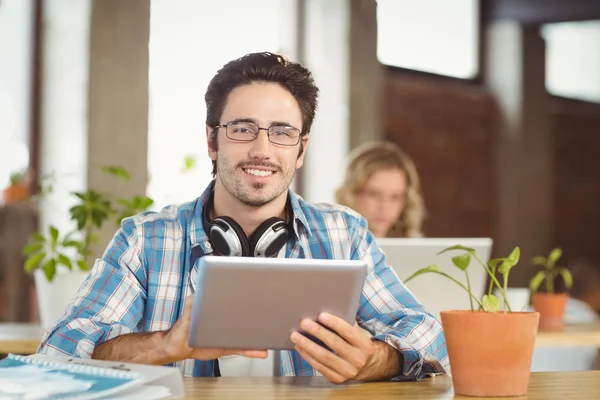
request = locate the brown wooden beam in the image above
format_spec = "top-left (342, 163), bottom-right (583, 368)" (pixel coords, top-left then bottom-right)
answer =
top-left (349, 0), bottom-right (384, 150)
top-left (28, 0), bottom-right (43, 195)
top-left (483, 0), bottom-right (600, 24)
top-left (485, 21), bottom-right (554, 287)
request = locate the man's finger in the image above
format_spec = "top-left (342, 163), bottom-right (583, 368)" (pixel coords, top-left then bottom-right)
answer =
top-left (294, 345), bottom-right (348, 384)
top-left (222, 349), bottom-right (269, 359)
top-left (299, 319), bottom-right (364, 365)
top-left (291, 331), bottom-right (352, 374)
top-left (239, 349), bottom-right (269, 359)
top-left (317, 313), bottom-right (372, 349)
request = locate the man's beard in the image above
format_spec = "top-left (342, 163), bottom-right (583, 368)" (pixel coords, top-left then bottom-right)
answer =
top-left (216, 153), bottom-right (294, 207)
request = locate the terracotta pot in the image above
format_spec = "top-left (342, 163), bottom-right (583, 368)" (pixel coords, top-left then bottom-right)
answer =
top-left (441, 310), bottom-right (540, 397)
top-left (532, 292), bottom-right (568, 331)
top-left (2, 183), bottom-right (29, 204)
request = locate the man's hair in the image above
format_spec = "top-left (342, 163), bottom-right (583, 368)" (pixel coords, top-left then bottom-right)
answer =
top-left (205, 52), bottom-right (319, 177)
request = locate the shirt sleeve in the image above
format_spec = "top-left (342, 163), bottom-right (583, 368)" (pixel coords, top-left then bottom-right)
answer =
top-left (350, 217), bottom-right (450, 380)
top-left (37, 218), bottom-right (147, 358)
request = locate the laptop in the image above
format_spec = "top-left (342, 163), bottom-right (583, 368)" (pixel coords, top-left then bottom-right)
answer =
top-left (375, 238), bottom-right (493, 318)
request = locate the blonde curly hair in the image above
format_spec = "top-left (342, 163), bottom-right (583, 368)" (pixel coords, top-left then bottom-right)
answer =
top-left (335, 141), bottom-right (425, 238)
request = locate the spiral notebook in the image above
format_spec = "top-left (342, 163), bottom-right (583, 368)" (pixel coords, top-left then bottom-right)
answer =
top-left (0, 353), bottom-right (184, 399)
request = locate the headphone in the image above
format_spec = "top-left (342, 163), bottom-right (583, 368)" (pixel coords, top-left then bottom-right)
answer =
top-left (202, 187), bottom-right (292, 258)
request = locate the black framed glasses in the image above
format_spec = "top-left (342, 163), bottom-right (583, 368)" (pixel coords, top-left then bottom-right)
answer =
top-left (214, 121), bottom-right (302, 146)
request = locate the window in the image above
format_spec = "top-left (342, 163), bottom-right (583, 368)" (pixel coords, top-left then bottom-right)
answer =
top-left (376, 0), bottom-right (479, 79)
top-left (0, 0), bottom-right (33, 189)
top-left (543, 20), bottom-right (600, 103)
top-left (148, 0), bottom-right (284, 208)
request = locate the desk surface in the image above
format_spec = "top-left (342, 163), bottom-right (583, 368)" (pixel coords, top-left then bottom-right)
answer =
top-left (536, 323), bottom-right (600, 347)
top-left (0, 323), bottom-right (44, 354)
top-left (0, 321), bottom-right (599, 355)
top-left (182, 371), bottom-right (600, 400)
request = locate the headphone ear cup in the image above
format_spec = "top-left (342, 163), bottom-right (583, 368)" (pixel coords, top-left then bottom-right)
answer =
top-left (249, 217), bottom-right (289, 258)
top-left (210, 216), bottom-right (250, 257)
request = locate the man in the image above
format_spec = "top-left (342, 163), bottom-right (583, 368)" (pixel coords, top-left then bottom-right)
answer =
top-left (38, 52), bottom-right (448, 383)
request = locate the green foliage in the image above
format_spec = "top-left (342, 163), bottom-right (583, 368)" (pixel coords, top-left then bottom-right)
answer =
top-left (180, 154), bottom-right (197, 174)
top-left (9, 171), bottom-right (26, 186)
top-left (23, 166), bottom-right (153, 282)
top-left (405, 245), bottom-right (522, 313)
top-left (23, 224), bottom-right (86, 282)
top-left (529, 247), bottom-right (573, 294)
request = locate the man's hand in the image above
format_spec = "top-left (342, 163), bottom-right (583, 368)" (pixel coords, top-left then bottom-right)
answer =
top-left (161, 295), bottom-right (268, 363)
top-left (290, 313), bottom-right (401, 384)
top-left (94, 295), bottom-right (268, 365)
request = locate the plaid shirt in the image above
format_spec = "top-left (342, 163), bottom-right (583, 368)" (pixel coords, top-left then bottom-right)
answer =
top-left (38, 182), bottom-right (449, 379)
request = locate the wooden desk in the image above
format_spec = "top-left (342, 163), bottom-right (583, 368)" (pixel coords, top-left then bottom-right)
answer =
top-left (182, 371), bottom-right (600, 399)
top-left (0, 323), bottom-right (44, 354)
top-left (536, 323), bottom-right (600, 348)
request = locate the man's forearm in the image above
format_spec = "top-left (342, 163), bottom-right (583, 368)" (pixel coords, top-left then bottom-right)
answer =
top-left (359, 341), bottom-right (403, 381)
top-left (92, 331), bottom-right (175, 365)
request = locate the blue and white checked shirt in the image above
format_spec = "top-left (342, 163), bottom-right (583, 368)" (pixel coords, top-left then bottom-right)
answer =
top-left (38, 182), bottom-right (449, 379)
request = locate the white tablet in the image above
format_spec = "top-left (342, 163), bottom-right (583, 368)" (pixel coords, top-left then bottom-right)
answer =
top-left (188, 256), bottom-right (368, 350)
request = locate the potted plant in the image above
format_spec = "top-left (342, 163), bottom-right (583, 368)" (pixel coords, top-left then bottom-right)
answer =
top-left (2, 170), bottom-right (30, 204)
top-left (22, 166), bottom-right (153, 329)
top-left (529, 247), bottom-right (572, 331)
top-left (405, 245), bottom-right (539, 397)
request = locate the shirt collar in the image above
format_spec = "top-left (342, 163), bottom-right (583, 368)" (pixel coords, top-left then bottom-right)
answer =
top-left (287, 188), bottom-right (311, 238)
top-left (190, 181), bottom-right (312, 250)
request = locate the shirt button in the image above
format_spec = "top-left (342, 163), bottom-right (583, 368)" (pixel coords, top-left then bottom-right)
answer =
top-left (205, 241), bottom-right (212, 249)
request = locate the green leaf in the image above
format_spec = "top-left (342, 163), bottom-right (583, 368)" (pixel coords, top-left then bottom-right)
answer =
top-left (143, 197), bottom-right (154, 209)
top-left (451, 253), bottom-right (471, 271)
top-left (556, 267), bottom-right (573, 289)
top-left (73, 192), bottom-right (87, 201)
top-left (500, 247), bottom-right (520, 273)
top-left (91, 209), bottom-right (106, 228)
top-left (25, 252), bottom-right (46, 273)
top-left (180, 155), bottom-right (197, 173)
top-left (31, 232), bottom-right (46, 243)
top-left (22, 242), bottom-right (44, 256)
top-left (437, 245), bottom-right (475, 256)
top-left (62, 240), bottom-right (81, 248)
top-left (504, 246), bottom-right (521, 268)
top-left (49, 225), bottom-right (59, 247)
top-left (482, 294), bottom-right (500, 312)
top-left (531, 256), bottom-right (547, 267)
top-left (102, 166), bottom-right (130, 181)
top-left (488, 258), bottom-right (504, 270)
top-left (58, 254), bottom-right (73, 270)
top-left (405, 265), bottom-right (440, 283)
top-left (69, 205), bottom-right (87, 230)
top-left (77, 260), bottom-right (89, 271)
top-left (43, 259), bottom-right (57, 281)
top-left (529, 270), bottom-right (546, 292)
top-left (548, 248), bottom-right (563, 269)
top-left (118, 198), bottom-right (133, 207)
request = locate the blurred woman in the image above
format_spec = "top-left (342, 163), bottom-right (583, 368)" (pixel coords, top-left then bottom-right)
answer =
top-left (335, 141), bottom-right (425, 238)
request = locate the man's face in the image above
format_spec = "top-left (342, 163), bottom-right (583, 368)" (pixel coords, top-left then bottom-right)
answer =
top-left (207, 82), bottom-right (308, 207)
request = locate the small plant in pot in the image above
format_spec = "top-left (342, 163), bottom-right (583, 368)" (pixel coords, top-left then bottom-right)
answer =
top-left (21, 166), bottom-right (153, 328)
top-left (405, 245), bottom-right (539, 397)
top-left (2, 170), bottom-right (30, 204)
top-left (529, 247), bottom-right (573, 331)
top-left (23, 166), bottom-right (154, 281)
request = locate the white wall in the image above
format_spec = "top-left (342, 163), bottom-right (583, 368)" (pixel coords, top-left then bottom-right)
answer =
top-left (0, 0), bottom-right (34, 189)
top-left (300, 0), bottom-right (350, 205)
top-left (39, 0), bottom-right (91, 234)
